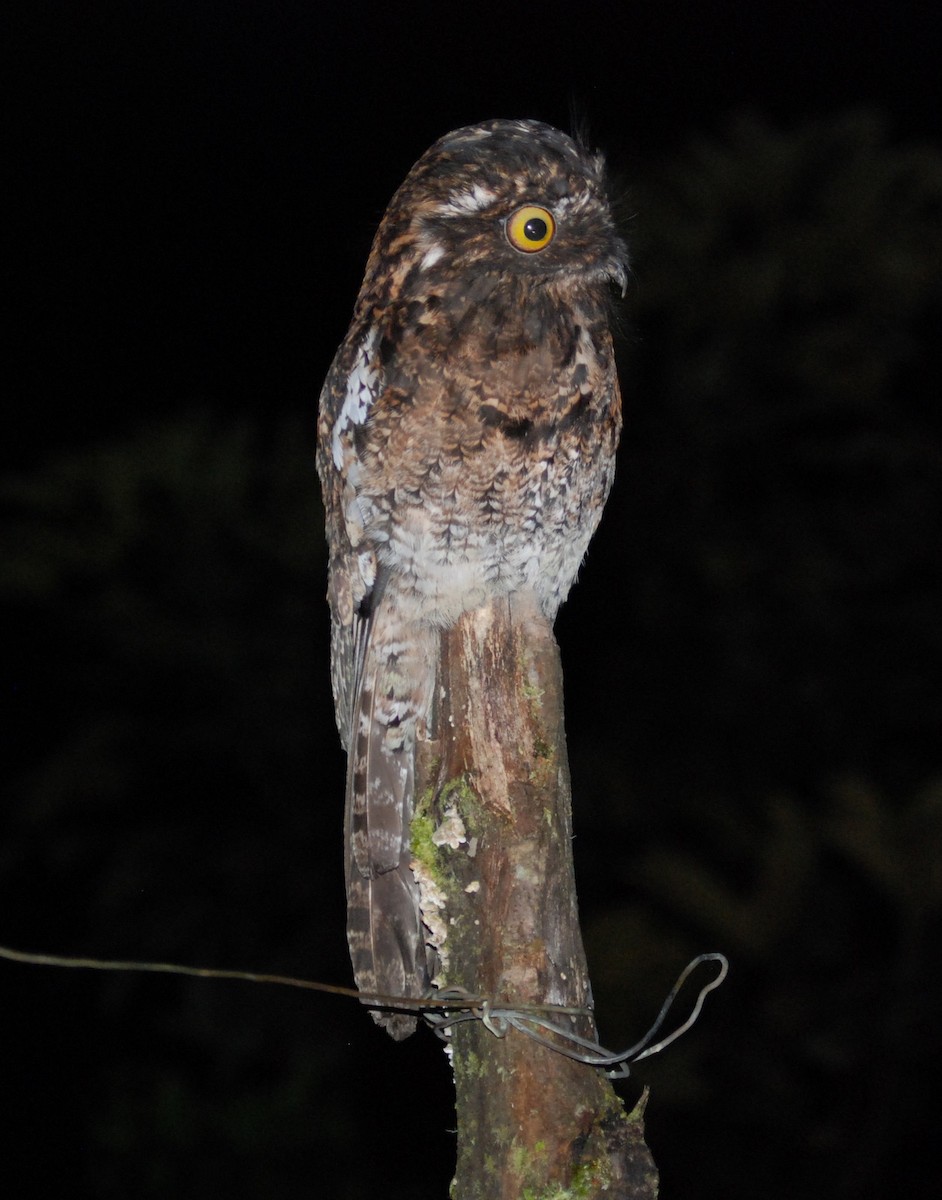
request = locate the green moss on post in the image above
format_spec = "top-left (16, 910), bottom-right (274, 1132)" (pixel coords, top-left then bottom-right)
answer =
top-left (415, 596), bottom-right (658, 1200)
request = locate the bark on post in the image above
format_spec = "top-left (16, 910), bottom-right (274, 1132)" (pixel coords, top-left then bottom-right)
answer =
top-left (413, 594), bottom-right (658, 1200)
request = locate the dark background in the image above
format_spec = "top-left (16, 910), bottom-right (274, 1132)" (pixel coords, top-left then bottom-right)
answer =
top-left (3, 2), bottom-right (940, 1196)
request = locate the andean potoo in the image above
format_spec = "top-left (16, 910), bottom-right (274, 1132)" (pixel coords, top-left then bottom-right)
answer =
top-left (316, 119), bottom-right (627, 1037)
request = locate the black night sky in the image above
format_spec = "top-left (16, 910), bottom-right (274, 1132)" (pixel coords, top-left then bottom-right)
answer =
top-left (3, 3), bottom-right (941, 1197)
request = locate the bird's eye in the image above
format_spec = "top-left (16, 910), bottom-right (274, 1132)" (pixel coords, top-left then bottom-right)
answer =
top-left (506, 205), bottom-right (556, 253)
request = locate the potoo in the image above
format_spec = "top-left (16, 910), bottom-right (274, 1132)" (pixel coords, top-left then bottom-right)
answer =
top-left (316, 119), bottom-right (627, 1037)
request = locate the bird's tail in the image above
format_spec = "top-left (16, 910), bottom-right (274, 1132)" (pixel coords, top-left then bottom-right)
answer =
top-left (345, 601), bottom-right (436, 1038)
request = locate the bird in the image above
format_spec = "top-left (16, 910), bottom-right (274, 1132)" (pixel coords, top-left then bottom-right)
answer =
top-left (316, 118), bottom-right (627, 1038)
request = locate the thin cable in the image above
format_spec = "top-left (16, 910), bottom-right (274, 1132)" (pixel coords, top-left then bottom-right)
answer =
top-left (426, 954), bottom-right (729, 1079)
top-left (0, 943), bottom-right (581, 1016)
top-left (1, 943), bottom-right (727, 1078)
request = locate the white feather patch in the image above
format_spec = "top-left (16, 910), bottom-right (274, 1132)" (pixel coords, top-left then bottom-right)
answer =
top-left (420, 244), bottom-right (445, 270)
top-left (331, 328), bottom-right (379, 470)
top-left (434, 184), bottom-right (497, 216)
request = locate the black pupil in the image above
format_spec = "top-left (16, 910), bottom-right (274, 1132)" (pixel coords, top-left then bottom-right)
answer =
top-left (523, 216), bottom-right (548, 242)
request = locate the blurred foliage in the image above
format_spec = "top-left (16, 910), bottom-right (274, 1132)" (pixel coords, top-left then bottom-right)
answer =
top-left (0, 412), bottom-right (457, 1196)
top-left (2, 112), bottom-right (941, 1198)
top-left (2, 413), bottom-right (329, 960)
top-left (564, 110), bottom-right (942, 796)
top-left (582, 777), bottom-right (942, 1199)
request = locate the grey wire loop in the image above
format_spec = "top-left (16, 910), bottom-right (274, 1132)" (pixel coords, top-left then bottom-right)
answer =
top-left (0, 942), bottom-right (727, 1079)
top-left (424, 952), bottom-right (728, 1079)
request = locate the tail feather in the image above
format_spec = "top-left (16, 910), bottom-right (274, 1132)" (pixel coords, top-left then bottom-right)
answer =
top-left (348, 677), bottom-right (411, 876)
top-left (344, 599), bottom-right (435, 1037)
top-left (346, 856), bottom-right (427, 1040)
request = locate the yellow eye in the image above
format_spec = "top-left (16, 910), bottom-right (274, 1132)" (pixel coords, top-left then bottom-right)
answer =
top-left (506, 205), bottom-right (556, 252)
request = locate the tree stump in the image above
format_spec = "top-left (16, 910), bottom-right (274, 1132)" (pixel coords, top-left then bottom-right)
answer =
top-left (413, 595), bottom-right (658, 1200)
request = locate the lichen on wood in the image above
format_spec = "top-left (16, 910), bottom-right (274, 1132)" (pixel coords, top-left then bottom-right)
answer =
top-left (414, 595), bottom-right (658, 1200)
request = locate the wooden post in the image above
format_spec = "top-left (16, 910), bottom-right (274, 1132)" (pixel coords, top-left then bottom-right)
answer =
top-left (413, 595), bottom-right (658, 1200)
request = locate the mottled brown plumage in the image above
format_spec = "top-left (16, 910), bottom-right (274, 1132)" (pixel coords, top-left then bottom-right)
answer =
top-left (316, 119), bottom-right (627, 1037)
